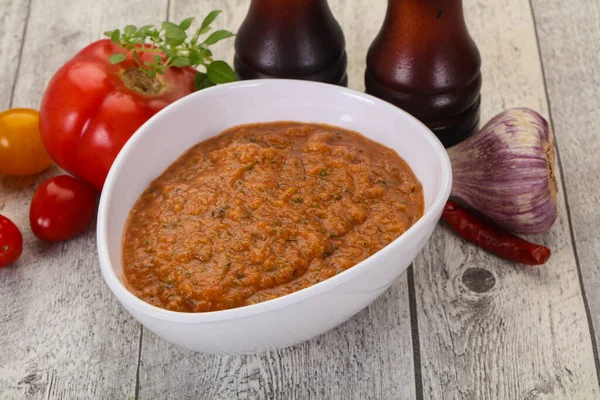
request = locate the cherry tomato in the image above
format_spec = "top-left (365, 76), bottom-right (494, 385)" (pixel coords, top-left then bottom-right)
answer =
top-left (40, 39), bottom-right (196, 191)
top-left (30, 175), bottom-right (97, 242)
top-left (0, 108), bottom-right (53, 176)
top-left (0, 215), bottom-right (23, 267)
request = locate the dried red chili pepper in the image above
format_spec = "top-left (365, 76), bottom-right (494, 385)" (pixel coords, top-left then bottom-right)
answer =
top-left (442, 201), bottom-right (551, 265)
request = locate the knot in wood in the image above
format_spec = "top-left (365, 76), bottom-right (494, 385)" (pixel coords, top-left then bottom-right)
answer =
top-left (462, 268), bottom-right (496, 293)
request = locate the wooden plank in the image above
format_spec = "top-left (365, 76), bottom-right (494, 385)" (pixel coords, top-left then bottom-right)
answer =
top-left (412, 0), bottom-right (600, 398)
top-left (137, 1), bottom-right (417, 399)
top-left (139, 279), bottom-right (415, 400)
top-left (0, 0), bottom-right (168, 398)
top-left (531, 0), bottom-right (600, 375)
top-left (0, 0), bottom-right (29, 109)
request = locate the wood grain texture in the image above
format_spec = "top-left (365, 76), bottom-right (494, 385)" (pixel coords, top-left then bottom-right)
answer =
top-left (531, 0), bottom-right (600, 375)
top-left (0, 0), bottom-right (29, 110)
top-left (412, 0), bottom-right (600, 398)
top-left (137, 2), bottom-right (416, 399)
top-left (1, 0), bottom-right (599, 399)
top-left (139, 279), bottom-right (415, 400)
top-left (0, 0), bottom-right (168, 398)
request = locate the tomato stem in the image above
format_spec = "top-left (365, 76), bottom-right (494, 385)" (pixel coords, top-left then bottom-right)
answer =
top-left (121, 68), bottom-right (165, 95)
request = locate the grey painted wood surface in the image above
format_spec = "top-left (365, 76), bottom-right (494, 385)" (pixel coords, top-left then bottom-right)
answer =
top-left (0, 0), bottom-right (28, 110)
top-left (412, 0), bottom-right (600, 398)
top-left (0, 0), bottom-right (167, 398)
top-left (0, 0), bottom-right (599, 399)
top-left (139, 278), bottom-right (415, 400)
top-left (532, 0), bottom-right (600, 380)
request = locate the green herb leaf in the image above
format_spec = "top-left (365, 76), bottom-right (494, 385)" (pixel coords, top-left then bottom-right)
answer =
top-left (206, 60), bottom-right (237, 84)
top-left (138, 25), bottom-right (154, 35)
top-left (194, 72), bottom-right (215, 91)
top-left (161, 21), bottom-right (180, 31)
top-left (124, 25), bottom-right (137, 36)
top-left (110, 29), bottom-right (121, 44)
top-left (171, 57), bottom-right (191, 67)
top-left (203, 29), bottom-right (234, 45)
top-left (201, 10), bottom-right (222, 29)
top-left (198, 26), bottom-right (211, 36)
top-left (164, 26), bottom-right (186, 46)
top-left (160, 46), bottom-right (178, 59)
top-left (107, 10), bottom-right (234, 79)
top-left (179, 17), bottom-right (194, 30)
top-left (109, 53), bottom-right (126, 64)
top-left (188, 48), bottom-right (203, 64)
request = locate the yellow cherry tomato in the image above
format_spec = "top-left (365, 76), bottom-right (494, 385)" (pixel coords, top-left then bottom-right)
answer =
top-left (0, 108), bottom-right (53, 176)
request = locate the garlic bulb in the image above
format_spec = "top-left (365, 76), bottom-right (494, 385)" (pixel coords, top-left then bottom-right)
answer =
top-left (447, 108), bottom-right (557, 234)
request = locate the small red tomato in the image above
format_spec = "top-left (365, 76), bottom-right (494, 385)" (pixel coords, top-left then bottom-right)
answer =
top-left (30, 175), bottom-right (97, 242)
top-left (0, 215), bottom-right (23, 267)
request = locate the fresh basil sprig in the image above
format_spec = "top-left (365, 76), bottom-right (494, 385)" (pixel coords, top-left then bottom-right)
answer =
top-left (104, 10), bottom-right (236, 90)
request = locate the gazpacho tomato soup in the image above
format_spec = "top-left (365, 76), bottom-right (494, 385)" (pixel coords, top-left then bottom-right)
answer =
top-left (122, 122), bottom-right (424, 312)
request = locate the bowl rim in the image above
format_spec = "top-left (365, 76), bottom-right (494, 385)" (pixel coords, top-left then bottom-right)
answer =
top-left (97, 79), bottom-right (452, 323)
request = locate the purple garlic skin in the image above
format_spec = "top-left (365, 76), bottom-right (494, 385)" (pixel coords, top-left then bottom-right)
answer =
top-left (447, 107), bottom-right (558, 234)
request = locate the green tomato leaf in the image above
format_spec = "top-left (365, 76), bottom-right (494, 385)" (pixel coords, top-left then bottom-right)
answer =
top-left (171, 57), bottom-right (191, 67)
top-left (202, 30), bottom-right (234, 45)
top-left (109, 53), bottom-right (126, 64)
top-left (124, 25), bottom-right (137, 36)
top-left (153, 54), bottom-right (163, 63)
top-left (110, 29), bottom-right (121, 44)
top-left (194, 72), bottom-right (215, 91)
top-left (179, 17), bottom-right (194, 31)
top-left (201, 10), bottom-right (222, 30)
top-left (206, 60), bottom-right (237, 84)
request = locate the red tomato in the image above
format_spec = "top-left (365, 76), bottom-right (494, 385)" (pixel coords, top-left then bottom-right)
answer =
top-left (30, 175), bottom-right (97, 242)
top-left (0, 215), bottom-right (23, 267)
top-left (39, 39), bottom-right (196, 191)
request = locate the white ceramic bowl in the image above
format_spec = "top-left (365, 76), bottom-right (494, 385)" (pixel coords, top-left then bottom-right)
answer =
top-left (97, 79), bottom-right (452, 354)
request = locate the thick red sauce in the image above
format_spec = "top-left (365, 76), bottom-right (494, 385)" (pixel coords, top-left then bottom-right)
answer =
top-left (122, 122), bottom-right (424, 312)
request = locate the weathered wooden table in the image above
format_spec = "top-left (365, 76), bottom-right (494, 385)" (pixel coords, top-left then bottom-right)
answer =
top-left (1, 0), bottom-right (599, 398)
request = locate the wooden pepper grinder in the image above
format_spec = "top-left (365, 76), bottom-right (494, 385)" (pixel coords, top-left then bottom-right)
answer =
top-left (234, 0), bottom-right (348, 86)
top-left (365, 0), bottom-right (482, 147)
